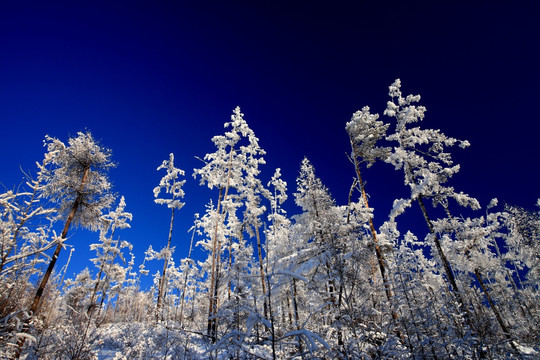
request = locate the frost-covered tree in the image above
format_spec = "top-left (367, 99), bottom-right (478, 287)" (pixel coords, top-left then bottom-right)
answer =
top-left (178, 213), bottom-right (200, 324)
top-left (384, 80), bottom-right (477, 329)
top-left (0, 176), bottom-right (56, 276)
top-left (88, 196), bottom-right (132, 314)
top-left (30, 132), bottom-right (114, 312)
top-left (15, 132), bottom-right (115, 357)
top-left (0, 182), bottom-right (57, 359)
top-left (292, 158), bottom-right (350, 353)
top-left (236, 119), bottom-right (271, 322)
top-left (153, 153), bottom-right (185, 320)
top-left (345, 106), bottom-right (396, 309)
top-left (193, 107), bottom-right (265, 342)
top-left (0, 184), bottom-right (56, 321)
top-left (265, 169), bottom-right (291, 272)
top-left (500, 202), bottom-right (540, 341)
top-left (504, 202), bottom-right (540, 293)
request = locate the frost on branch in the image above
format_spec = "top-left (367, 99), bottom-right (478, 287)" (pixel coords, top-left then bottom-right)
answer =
top-left (153, 153), bottom-right (186, 210)
top-left (37, 131), bottom-right (115, 230)
top-left (346, 105), bottom-right (390, 167)
top-left (384, 79), bottom-right (479, 211)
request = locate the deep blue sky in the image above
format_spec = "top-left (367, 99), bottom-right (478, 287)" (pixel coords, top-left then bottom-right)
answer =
top-left (1, 1), bottom-right (539, 287)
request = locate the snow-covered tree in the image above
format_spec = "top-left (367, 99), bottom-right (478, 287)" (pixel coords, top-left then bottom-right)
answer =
top-left (345, 106), bottom-right (396, 310)
top-left (30, 132), bottom-right (115, 310)
top-left (178, 213), bottom-right (200, 324)
top-left (384, 79), bottom-right (477, 330)
top-left (193, 107), bottom-right (266, 343)
top-left (88, 196), bottom-right (133, 314)
top-left (153, 153), bottom-right (185, 320)
top-left (265, 168), bottom-right (291, 272)
top-left (15, 132), bottom-right (115, 357)
top-left (0, 176), bottom-right (56, 276)
top-left (0, 183), bottom-right (56, 323)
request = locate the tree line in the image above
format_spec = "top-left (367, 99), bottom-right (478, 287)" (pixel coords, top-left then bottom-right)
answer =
top-left (1, 80), bottom-right (538, 359)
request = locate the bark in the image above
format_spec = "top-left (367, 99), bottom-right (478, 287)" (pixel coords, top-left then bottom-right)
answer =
top-left (291, 278), bottom-right (303, 356)
top-left (473, 269), bottom-right (512, 338)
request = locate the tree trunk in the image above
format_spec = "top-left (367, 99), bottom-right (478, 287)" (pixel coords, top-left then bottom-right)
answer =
top-left (415, 194), bottom-right (473, 329)
top-left (88, 237), bottom-right (118, 315)
top-left (473, 269), bottom-right (513, 338)
top-left (207, 148), bottom-right (235, 342)
top-left (254, 224), bottom-right (268, 319)
top-left (207, 187), bottom-right (223, 342)
top-left (15, 165), bottom-right (90, 358)
top-left (30, 165), bottom-right (89, 314)
top-left (179, 219), bottom-right (197, 324)
top-left (443, 205), bottom-right (516, 344)
top-left (350, 144), bottom-right (396, 311)
top-left (156, 207), bottom-right (175, 321)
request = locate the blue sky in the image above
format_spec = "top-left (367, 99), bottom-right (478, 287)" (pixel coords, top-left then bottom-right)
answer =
top-left (1, 1), bottom-right (539, 288)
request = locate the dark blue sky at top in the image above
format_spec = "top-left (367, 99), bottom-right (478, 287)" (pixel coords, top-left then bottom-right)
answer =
top-left (1, 1), bottom-right (539, 288)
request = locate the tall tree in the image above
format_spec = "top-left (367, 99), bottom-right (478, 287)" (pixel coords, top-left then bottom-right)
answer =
top-left (153, 153), bottom-right (186, 320)
top-left (384, 79), bottom-right (479, 337)
top-left (293, 158), bottom-right (345, 347)
top-left (345, 106), bottom-right (396, 310)
top-left (193, 106), bottom-right (261, 342)
top-left (178, 213), bottom-right (200, 324)
top-left (16, 132), bottom-right (114, 357)
top-left (237, 120), bottom-right (271, 321)
top-left (30, 132), bottom-right (115, 314)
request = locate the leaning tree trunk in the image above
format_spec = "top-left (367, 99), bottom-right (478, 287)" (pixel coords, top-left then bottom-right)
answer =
top-left (350, 144), bottom-right (397, 312)
top-left (415, 194), bottom-right (473, 327)
top-left (15, 165), bottom-right (90, 359)
top-left (443, 205), bottom-right (516, 346)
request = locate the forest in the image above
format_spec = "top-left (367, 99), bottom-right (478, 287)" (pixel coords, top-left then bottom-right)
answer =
top-left (1, 80), bottom-right (538, 359)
